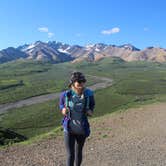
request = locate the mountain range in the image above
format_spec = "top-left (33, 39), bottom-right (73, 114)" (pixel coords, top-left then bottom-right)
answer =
top-left (0, 41), bottom-right (166, 64)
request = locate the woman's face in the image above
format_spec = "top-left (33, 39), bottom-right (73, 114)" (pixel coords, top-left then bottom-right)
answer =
top-left (73, 81), bottom-right (85, 90)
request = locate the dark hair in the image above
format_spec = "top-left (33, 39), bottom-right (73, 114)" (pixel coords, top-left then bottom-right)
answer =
top-left (68, 71), bottom-right (86, 87)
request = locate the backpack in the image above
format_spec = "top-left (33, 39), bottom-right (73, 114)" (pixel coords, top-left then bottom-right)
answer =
top-left (65, 89), bottom-right (90, 135)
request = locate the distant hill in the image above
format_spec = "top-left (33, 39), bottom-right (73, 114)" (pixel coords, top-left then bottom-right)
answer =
top-left (1, 41), bottom-right (166, 64)
top-left (0, 47), bottom-right (28, 64)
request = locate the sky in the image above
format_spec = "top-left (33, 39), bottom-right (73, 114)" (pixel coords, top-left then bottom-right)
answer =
top-left (0, 0), bottom-right (166, 50)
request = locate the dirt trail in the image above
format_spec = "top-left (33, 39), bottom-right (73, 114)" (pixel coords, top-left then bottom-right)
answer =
top-left (0, 102), bottom-right (166, 166)
top-left (0, 75), bottom-right (113, 114)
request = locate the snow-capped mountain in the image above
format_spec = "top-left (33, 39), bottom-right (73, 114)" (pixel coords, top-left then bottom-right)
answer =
top-left (17, 41), bottom-right (73, 63)
top-left (0, 40), bottom-right (166, 64)
top-left (0, 47), bottom-right (28, 64)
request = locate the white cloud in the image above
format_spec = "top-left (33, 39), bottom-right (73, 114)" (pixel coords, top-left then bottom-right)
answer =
top-left (48, 32), bottom-right (54, 38)
top-left (38, 27), bottom-right (49, 33)
top-left (144, 27), bottom-right (149, 31)
top-left (38, 27), bottom-right (54, 38)
top-left (101, 27), bottom-right (120, 35)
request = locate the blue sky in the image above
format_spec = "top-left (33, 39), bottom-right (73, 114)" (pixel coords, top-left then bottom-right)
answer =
top-left (0, 0), bottom-right (166, 49)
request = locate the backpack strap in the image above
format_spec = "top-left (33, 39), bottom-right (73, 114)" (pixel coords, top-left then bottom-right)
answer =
top-left (65, 90), bottom-right (72, 119)
top-left (65, 89), bottom-right (90, 116)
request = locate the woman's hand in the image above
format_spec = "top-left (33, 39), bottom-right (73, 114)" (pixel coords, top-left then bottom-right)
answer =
top-left (61, 108), bottom-right (69, 116)
top-left (86, 109), bottom-right (93, 116)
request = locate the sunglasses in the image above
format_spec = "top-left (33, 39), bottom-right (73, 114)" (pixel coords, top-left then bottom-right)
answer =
top-left (77, 80), bottom-right (86, 84)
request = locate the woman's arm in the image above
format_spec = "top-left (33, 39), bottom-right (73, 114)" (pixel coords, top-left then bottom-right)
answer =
top-left (89, 95), bottom-right (95, 111)
top-left (59, 92), bottom-right (68, 116)
top-left (87, 94), bottom-right (95, 116)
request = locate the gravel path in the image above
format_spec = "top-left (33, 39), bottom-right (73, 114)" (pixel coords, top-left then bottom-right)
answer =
top-left (0, 102), bottom-right (166, 166)
top-left (0, 75), bottom-right (113, 114)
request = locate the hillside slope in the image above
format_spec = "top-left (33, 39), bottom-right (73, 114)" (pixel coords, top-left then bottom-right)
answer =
top-left (0, 102), bottom-right (166, 166)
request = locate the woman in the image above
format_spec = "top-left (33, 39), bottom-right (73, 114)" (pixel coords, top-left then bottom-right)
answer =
top-left (59, 71), bottom-right (95, 166)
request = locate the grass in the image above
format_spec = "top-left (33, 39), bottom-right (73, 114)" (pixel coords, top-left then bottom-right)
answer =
top-left (0, 100), bottom-right (60, 138)
top-left (0, 57), bottom-right (166, 147)
top-left (0, 60), bottom-right (100, 104)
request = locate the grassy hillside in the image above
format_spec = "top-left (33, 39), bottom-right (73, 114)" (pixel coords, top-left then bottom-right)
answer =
top-left (0, 58), bottom-right (166, 146)
top-left (0, 60), bottom-right (100, 104)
